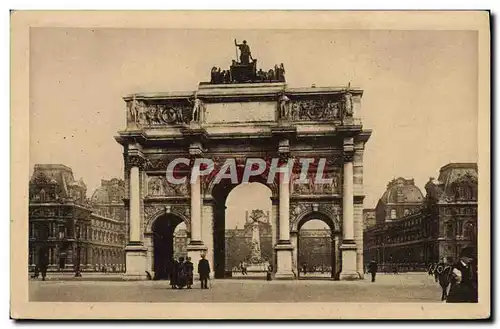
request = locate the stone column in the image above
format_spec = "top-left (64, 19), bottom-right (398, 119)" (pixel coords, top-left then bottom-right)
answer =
top-left (290, 231), bottom-right (299, 277)
top-left (186, 145), bottom-right (207, 278)
top-left (279, 175), bottom-right (290, 242)
top-left (274, 155), bottom-right (294, 280)
top-left (123, 154), bottom-right (147, 280)
top-left (190, 176), bottom-right (202, 243)
top-left (202, 202), bottom-right (214, 279)
top-left (339, 137), bottom-right (359, 280)
top-left (334, 235), bottom-right (341, 278)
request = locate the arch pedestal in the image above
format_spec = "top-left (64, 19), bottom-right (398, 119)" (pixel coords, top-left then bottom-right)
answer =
top-left (123, 244), bottom-right (148, 280)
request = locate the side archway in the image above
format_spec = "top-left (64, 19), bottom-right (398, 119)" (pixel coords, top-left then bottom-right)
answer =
top-left (295, 211), bottom-right (340, 280)
top-left (150, 213), bottom-right (187, 280)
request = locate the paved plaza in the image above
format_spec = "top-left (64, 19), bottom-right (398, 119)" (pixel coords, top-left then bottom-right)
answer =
top-left (29, 273), bottom-right (443, 303)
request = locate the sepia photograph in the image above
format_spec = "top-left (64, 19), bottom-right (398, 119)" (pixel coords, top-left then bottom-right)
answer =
top-left (10, 10), bottom-right (490, 319)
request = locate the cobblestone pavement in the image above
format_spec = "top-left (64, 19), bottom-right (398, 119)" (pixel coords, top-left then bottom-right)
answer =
top-left (29, 273), bottom-right (443, 303)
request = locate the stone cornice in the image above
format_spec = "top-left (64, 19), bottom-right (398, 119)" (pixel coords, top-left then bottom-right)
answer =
top-left (116, 127), bottom-right (371, 145)
top-left (123, 84), bottom-right (363, 104)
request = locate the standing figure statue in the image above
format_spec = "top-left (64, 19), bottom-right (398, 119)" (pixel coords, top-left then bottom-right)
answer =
top-left (279, 92), bottom-right (291, 120)
top-left (279, 63), bottom-right (286, 81)
top-left (210, 66), bottom-right (218, 83)
top-left (188, 92), bottom-right (204, 123)
top-left (234, 39), bottom-right (253, 64)
top-left (128, 95), bottom-right (140, 124)
top-left (343, 91), bottom-right (353, 117)
top-left (268, 69), bottom-right (275, 82)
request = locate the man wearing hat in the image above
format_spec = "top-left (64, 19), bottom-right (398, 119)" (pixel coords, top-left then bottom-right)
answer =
top-left (447, 246), bottom-right (478, 303)
top-left (198, 253), bottom-right (211, 289)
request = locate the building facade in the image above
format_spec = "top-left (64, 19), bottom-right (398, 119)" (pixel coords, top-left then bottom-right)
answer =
top-left (29, 164), bottom-right (126, 272)
top-left (90, 179), bottom-right (127, 271)
top-left (363, 163), bottom-right (478, 271)
top-left (363, 208), bottom-right (376, 230)
top-left (116, 46), bottom-right (371, 280)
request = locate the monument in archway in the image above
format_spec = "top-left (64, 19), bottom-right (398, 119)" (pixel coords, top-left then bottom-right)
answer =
top-left (115, 41), bottom-right (371, 280)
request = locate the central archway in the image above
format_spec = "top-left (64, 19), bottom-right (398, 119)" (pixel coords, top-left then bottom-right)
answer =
top-left (211, 177), bottom-right (275, 279)
top-left (152, 214), bottom-right (184, 280)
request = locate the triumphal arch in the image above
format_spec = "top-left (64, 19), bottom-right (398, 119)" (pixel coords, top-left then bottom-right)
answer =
top-left (116, 43), bottom-right (371, 280)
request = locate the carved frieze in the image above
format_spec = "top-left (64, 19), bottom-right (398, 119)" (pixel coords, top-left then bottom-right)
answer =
top-left (289, 100), bottom-right (342, 122)
top-left (146, 175), bottom-right (189, 197)
top-left (291, 170), bottom-right (341, 195)
top-left (126, 99), bottom-right (192, 127)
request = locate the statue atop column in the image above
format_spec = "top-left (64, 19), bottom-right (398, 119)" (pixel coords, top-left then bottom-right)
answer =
top-left (343, 82), bottom-right (354, 124)
top-left (234, 39), bottom-right (253, 64)
top-left (207, 39), bottom-right (287, 84)
top-left (278, 92), bottom-right (291, 121)
top-left (187, 92), bottom-right (204, 123)
top-left (127, 95), bottom-right (140, 125)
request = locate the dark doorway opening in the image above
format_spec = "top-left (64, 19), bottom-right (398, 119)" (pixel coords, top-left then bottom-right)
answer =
top-left (152, 214), bottom-right (183, 280)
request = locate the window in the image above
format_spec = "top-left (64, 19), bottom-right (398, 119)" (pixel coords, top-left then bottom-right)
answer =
top-left (390, 209), bottom-right (397, 219)
top-left (446, 222), bottom-right (454, 238)
top-left (58, 225), bottom-right (65, 239)
top-left (39, 189), bottom-right (46, 202)
top-left (464, 222), bottom-right (475, 241)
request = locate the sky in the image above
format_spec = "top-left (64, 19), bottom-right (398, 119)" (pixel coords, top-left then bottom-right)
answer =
top-left (29, 28), bottom-right (478, 213)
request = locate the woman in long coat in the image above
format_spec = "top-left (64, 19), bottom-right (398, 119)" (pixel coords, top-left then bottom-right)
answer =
top-left (170, 258), bottom-right (179, 289)
top-left (177, 257), bottom-right (187, 289)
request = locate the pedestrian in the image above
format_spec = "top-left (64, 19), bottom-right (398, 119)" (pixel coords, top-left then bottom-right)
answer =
top-left (447, 246), bottom-right (478, 303)
top-left (177, 257), bottom-right (187, 289)
top-left (198, 253), bottom-right (211, 289)
top-left (241, 260), bottom-right (248, 275)
top-left (368, 260), bottom-right (378, 282)
top-left (170, 257), bottom-right (179, 289)
top-left (32, 265), bottom-right (40, 279)
top-left (185, 257), bottom-right (194, 289)
top-left (266, 264), bottom-right (273, 281)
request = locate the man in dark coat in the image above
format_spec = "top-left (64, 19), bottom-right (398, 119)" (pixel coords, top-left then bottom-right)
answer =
top-left (447, 247), bottom-right (478, 303)
top-left (170, 258), bottom-right (179, 289)
top-left (368, 260), bottom-right (378, 282)
top-left (38, 251), bottom-right (49, 281)
top-left (185, 257), bottom-right (194, 289)
top-left (198, 253), bottom-right (211, 289)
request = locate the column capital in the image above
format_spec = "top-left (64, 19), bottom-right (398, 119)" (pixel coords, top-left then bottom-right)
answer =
top-left (343, 152), bottom-right (355, 163)
top-left (126, 154), bottom-right (146, 169)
